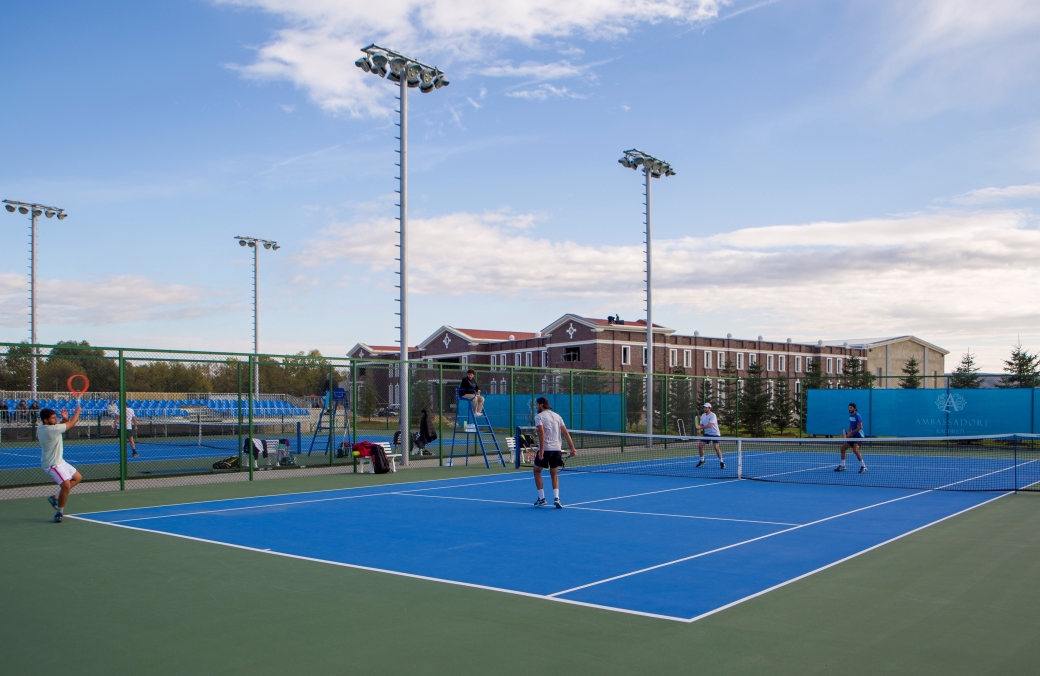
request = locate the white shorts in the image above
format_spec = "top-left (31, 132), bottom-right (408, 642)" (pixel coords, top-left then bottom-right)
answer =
top-left (45, 462), bottom-right (77, 484)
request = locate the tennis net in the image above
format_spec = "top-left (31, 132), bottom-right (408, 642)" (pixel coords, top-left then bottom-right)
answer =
top-left (514, 428), bottom-right (1040, 492)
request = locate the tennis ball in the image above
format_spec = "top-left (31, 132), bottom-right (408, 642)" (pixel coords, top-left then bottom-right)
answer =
top-left (352, 450), bottom-right (360, 457)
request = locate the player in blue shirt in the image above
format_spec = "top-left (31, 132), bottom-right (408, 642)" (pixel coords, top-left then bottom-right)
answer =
top-left (836, 403), bottom-right (867, 473)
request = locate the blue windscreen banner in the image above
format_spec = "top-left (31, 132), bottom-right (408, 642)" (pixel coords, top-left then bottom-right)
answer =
top-left (477, 394), bottom-right (624, 432)
top-left (807, 388), bottom-right (1038, 437)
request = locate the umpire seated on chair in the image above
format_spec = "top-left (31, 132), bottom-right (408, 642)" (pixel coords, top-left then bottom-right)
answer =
top-left (459, 369), bottom-right (485, 415)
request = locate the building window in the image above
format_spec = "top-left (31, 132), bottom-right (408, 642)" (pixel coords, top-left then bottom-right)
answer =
top-left (767, 380), bottom-right (774, 400)
top-left (525, 351), bottom-right (532, 367)
top-left (749, 353), bottom-right (757, 367)
top-left (795, 380), bottom-right (801, 395)
top-left (669, 349), bottom-right (677, 368)
top-left (767, 354), bottom-right (774, 371)
top-left (490, 354), bottom-right (497, 370)
top-left (542, 351), bottom-right (548, 367)
top-left (836, 358), bottom-right (843, 375)
top-left (877, 367), bottom-right (883, 378)
top-left (826, 357), bottom-right (833, 374)
top-left (683, 349), bottom-right (691, 369)
top-left (388, 385), bottom-right (394, 404)
top-left (736, 353), bottom-right (744, 370)
top-left (704, 351), bottom-right (712, 369)
top-left (622, 345), bottom-right (631, 366)
top-left (718, 351), bottom-right (725, 368)
top-left (778, 354), bottom-right (786, 372)
top-left (643, 347), bottom-right (648, 366)
top-left (717, 380), bottom-right (726, 404)
top-left (490, 380), bottom-right (497, 394)
top-left (795, 356), bottom-right (802, 373)
top-left (461, 355), bottom-right (468, 365)
top-left (563, 347), bottom-right (580, 362)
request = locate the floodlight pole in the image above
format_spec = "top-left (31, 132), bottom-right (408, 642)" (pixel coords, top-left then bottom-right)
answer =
top-left (358, 44), bottom-right (449, 467)
top-left (644, 168), bottom-right (653, 440)
top-left (398, 61), bottom-right (410, 466)
top-left (4, 199), bottom-right (67, 395)
top-left (235, 236), bottom-right (278, 397)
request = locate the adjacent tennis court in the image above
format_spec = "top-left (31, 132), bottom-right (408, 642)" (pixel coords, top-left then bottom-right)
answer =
top-left (71, 468), bottom-right (1006, 621)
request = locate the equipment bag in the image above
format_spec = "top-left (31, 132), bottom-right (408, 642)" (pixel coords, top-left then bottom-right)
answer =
top-left (213, 455), bottom-right (240, 470)
top-left (370, 445), bottom-right (391, 474)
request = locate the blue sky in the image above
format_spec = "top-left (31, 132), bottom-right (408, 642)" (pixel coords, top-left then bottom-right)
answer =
top-left (2, 0), bottom-right (1039, 370)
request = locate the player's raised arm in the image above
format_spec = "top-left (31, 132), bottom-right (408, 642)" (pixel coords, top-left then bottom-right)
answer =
top-left (62, 405), bottom-right (82, 431)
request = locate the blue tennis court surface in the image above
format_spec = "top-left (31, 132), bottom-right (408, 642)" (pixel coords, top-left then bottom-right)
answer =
top-left (72, 472), bottom-right (1006, 622)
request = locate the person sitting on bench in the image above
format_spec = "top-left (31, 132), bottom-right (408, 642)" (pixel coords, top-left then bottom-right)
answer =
top-left (459, 369), bottom-right (485, 415)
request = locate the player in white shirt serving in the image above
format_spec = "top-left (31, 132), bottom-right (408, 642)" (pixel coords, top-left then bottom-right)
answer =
top-left (532, 396), bottom-right (577, 509)
top-left (696, 402), bottom-right (725, 469)
top-left (39, 406), bottom-right (83, 523)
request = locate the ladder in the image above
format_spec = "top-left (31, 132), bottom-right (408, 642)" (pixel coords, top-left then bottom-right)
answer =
top-left (308, 389), bottom-right (351, 456)
top-left (449, 388), bottom-right (505, 468)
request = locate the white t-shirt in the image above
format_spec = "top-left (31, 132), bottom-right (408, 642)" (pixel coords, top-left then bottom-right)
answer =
top-left (699, 412), bottom-right (720, 436)
top-left (108, 403), bottom-right (135, 430)
top-left (535, 410), bottom-right (565, 451)
top-left (38, 423), bottom-right (67, 468)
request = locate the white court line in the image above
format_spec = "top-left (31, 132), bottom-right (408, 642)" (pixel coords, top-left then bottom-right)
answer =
top-left (97, 475), bottom-right (534, 523)
top-left (567, 505), bottom-right (800, 527)
top-left (73, 469), bottom-right (526, 517)
top-left (681, 491), bottom-right (1011, 623)
top-left (64, 516), bottom-right (691, 624)
top-left (547, 487), bottom-right (942, 598)
top-left (569, 480), bottom-right (738, 506)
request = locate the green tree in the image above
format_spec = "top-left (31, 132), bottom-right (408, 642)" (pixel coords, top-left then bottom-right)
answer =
top-left (841, 356), bottom-right (873, 389)
top-left (624, 374), bottom-right (644, 430)
top-left (739, 362), bottom-right (770, 437)
top-left (998, 343), bottom-right (1038, 388)
top-left (126, 361), bottom-right (213, 393)
top-left (949, 351), bottom-right (983, 389)
top-left (717, 357), bottom-right (739, 435)
top-left (668, 368), bottom-right (694, 436)
top-left (898, 356), bottom-right (922, 389)
top-left (45, 341), bottom-right (119, 392)
top-left (770, 377), bottom-right (794, 435)
top-left (0, 342), bottom-right (33, 391)
top-left (799, 357), bottom-right (825, 432)
top-left (357, 374), bottom-right (379, 419)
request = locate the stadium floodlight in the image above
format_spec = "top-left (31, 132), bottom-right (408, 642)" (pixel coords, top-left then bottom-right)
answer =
top-left (234, 236), bottom-right (279, 395)
top-left (358, 43), bottom-right (449, 467)
top-left (355, 56), bottom-right (372, 73)
top-left (616, 149), bottom-right (676, 440)
top-left (3, 198), bottom-right (68, 394)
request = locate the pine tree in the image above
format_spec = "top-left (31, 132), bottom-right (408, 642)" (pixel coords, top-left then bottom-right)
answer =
top-left (950, 351), bottom-right (982, 389)
top-left (799, 357), bottom-right (825, 432)
top-left (841, 356), bottom-right (873, 389)
top-left (624, 374), bottom-right (644, 430)
top-left (358, 374), bottom-right (379, 419)
top-left (998, 343), bottom-right (1039, 388)
top-left (770, 377), bottom-right (794, 435)
top-left (899, 356), bottom-right (922, 389)
top-left (739, 362), bottom-right (770, 437)
top-left (717, 356), bottom-right (739, 435)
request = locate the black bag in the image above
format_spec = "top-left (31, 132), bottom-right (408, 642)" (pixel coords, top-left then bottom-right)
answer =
top-left (371, 445), bottom-right (391, 474)
top-left (213, 455), bottom-right (240, 470)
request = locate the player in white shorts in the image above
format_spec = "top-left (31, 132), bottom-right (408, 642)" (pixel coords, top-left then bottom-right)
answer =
top-left (39, 406), bottom-right (83, 523)
top-left (532, 397), bottom-right (577, 509)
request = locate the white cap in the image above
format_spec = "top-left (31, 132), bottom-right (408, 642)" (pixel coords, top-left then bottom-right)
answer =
top-left (703, 402), bottom-right (712, 408)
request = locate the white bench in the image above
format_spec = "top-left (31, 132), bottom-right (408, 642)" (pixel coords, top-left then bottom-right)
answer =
top-left (356, 442), bottom-right (402, 473)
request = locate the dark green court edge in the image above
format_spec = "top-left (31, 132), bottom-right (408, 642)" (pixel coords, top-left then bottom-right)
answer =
top-left (2, 469), bottom-right (1038, 675)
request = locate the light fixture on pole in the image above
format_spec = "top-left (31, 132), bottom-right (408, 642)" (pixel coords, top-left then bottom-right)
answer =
top-left (3, 199), bottom-right (68, 395)
top-left (235, 236), bottom-right (280, 396)
top-left (617, 150), bottom-right (675, 439)
top-left (356, 44), bottom-right (449, 466)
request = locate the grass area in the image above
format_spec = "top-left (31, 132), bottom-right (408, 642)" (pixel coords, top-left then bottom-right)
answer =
top-left (2, 468), bottom-right (1038, 675)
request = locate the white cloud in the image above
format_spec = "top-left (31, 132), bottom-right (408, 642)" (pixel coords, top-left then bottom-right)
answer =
top-left (483, 60), bottom-right (589, 80)
top-left (949, 183), bottom-right (1040, 205)
top-left (213, 0), bottom-right (728, 116)
top-left (870, 0), bottom-right (1040, 113)
top-left (506, 84), bottom-right (586, 100)
top-left (301, 208), bottom-right (1040, 358)
top-left (0, 273), bottom-right (227, 327)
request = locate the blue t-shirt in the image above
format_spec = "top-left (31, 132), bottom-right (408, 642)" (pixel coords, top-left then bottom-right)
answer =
top-left (848, 412), bottom-right (863, 435)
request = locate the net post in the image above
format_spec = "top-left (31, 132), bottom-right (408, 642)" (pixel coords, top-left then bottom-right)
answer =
top-left (569, 370), bottom-right (574, 430)
top-left (351, 358), bottom-right (358, 450)
top-left (737, 439), bottom-right (742, 479)
top-left (514, 426), bottom-right (521, 469)
top-left (508, 365), bottom-right (514, 452)
top-left (118, 350), bottom-right (126, 491)
top-left (1014, 435), bottom-right (1018, 494)
top-left (248, 355), bottom-right (254, 481)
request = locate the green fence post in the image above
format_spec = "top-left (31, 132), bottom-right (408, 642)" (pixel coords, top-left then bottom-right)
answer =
top-left (735, 376), bottom-right (741, 437)
top-left (580, 373), bottom-right (585, 431)
top-left (351, 359), bottom-right (358, 450)
top-left (569, 371), bottom-right (574, 429)
top-left (508, 365), bottom-right (515, 437)
top-left (438, 363), bottom-right (444, 467)
top-left (328, 364), bottom-right (335, 467)
top-left (237, 361), bottom-right (243, 471)
top-left (118, 350), bottom-right (126, 490)
top-left (248, 355), bottom-right (254, 481)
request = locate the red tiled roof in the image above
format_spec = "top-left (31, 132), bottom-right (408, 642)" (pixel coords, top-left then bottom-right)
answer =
top-left (455, 328), bottom-right (538, 341)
